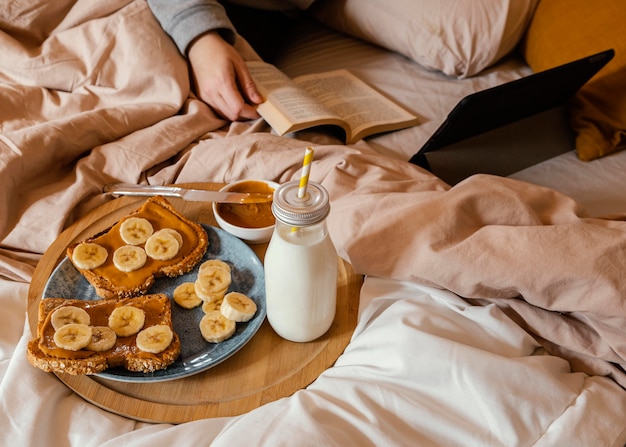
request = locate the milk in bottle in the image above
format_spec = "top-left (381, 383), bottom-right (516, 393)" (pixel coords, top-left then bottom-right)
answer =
top-left (264, 181), bottom-right (337, 342)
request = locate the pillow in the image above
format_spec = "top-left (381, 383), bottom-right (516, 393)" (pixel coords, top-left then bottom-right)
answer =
top-left (310, 0), bottom-right (539, 78)
top-left (520, 0), bottom-right (626, 161)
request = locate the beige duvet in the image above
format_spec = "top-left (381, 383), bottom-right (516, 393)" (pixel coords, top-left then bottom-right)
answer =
top-left (2, 0), bottom-right (626, 432)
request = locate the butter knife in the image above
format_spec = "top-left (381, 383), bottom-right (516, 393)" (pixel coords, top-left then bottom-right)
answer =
top-left (103, 183), bottom-right (273, 204)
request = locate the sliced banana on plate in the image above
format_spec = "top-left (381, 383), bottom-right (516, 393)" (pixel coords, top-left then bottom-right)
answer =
top-left (86, 326), bottom-right (117, 352)
top-left (72, 242), bottom-right (108, 270)
top-left (195, 265), bottom-right (232, 301)
top-left (173, 282), bottom-right (203, 309)
top-left (144, 229), bottom-right (180, 261)
top-left (195, 287), bottom-right (227, 304)
top-left (199, 259), bottom-right (231, 275)
top-left (199, 311), bottom-right (236, 343)
top-left (51, 305), bottom-right (91, 330)
top-left (108, 305), bottom-right (146, 337)
top-left (202, 297), bottom-right (224, 314)
top-left (119, 217), bottom-right (154, 245)
top-left (220, 292), bottom-right (257, 322)
top-left (113, 245), bottom-right (147, 272)
top-left (136, 324), bottom-right (174, 354)
top-left (53, 323), bottom-right (92, 351)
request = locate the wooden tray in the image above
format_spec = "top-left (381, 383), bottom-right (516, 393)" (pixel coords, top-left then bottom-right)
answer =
top-left (27, 183), bottom-right (363, 424)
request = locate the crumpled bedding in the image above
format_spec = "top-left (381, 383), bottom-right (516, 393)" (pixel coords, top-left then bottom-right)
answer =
top-left (6, 276), bottom-right (626, 446)
top-left (2, 1), bottom-right (626, 445)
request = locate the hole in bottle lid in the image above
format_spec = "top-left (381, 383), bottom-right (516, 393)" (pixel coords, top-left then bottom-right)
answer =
top-left (272, 181), bottom-right (330, 226)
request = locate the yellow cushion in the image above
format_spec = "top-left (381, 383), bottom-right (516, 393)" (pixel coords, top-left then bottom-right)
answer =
top-left (520, 0), bottom-right (626, 161)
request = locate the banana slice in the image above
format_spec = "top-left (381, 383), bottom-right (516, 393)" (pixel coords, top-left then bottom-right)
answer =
top-left (144, 229), bottom-right (180, 261)
top-left (173, 282), bottom-right (203, 309)
top-left (53, 323), bottom-right (92, 351)
top-left (112, 245), bottom-right (147, 272)
top-left (199, 259), bottom-right (231, 275)
top-left (195, 286), bottom-right (227, 303)
top-left (51, 305), bottom-right (91, 330)
top-left (136, 324), bottom-right (174, 354)
top-left (72, 242), bottom-right (108, 270)
top-left (86, 326), bottom-right (117, 352)
top-left (195, 266), bottom-right (231, 301)
top-left (202, 297), bottom-right (223, 313)
top-left (199, 311), bottom-right (236, 343)
top-left (119, 217), bottom-right (154, 245)
top-left (108, 305), bottom-right (146, 337)
top-left (220, 292), bottom-right (257, 322)
top-left (160, 228), bottom-right (183, 248)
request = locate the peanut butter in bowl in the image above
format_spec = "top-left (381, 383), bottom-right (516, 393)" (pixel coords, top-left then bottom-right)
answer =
top-left (213, 180), bottom-right (279, 244)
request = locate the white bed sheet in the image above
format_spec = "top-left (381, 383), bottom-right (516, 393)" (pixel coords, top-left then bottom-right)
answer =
top-left (4, 276), bottom-right (626, 446)
top-left (3, 15), bottom-right (626, 447)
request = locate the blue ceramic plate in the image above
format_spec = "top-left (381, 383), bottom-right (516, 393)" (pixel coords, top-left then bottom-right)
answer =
top-left (42, 225), bottom-right (266, 383)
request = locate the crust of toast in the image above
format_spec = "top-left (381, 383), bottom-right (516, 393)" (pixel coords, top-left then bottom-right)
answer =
top-left (66, 195), bottom-right (208, 299)
top-left (27, 294), bottom-right (181, 375)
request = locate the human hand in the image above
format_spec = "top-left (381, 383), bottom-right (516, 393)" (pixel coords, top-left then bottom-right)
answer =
top-left (187, 31), bottom-right (263, 121)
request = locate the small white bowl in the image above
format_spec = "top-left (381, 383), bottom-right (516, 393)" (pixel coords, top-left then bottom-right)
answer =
top-left (212, 179), bottom-right (279, 244)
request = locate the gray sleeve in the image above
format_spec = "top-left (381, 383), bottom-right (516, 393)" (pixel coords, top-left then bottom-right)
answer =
top-left (146, 0), bottom-right (237, 55)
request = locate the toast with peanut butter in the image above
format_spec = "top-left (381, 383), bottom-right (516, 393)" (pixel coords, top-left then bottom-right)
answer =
top-left (67, 195), bottom-right (208, 299)
top-left (27, 294), bottom-right (181, 375)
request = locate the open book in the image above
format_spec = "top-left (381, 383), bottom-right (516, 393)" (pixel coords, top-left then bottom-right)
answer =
top-left (247, 61), bottom-right (419, 144)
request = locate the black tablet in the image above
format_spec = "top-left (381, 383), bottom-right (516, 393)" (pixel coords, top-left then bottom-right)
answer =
top-left (410, 49), bottom-right (615, 183)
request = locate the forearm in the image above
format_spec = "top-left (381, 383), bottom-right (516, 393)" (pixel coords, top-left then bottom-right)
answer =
top-left (147, 0), bottom-right (237, 54)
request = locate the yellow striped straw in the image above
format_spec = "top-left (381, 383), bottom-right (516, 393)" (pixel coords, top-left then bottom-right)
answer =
top-left (297, 146), bottom-right (314, 198)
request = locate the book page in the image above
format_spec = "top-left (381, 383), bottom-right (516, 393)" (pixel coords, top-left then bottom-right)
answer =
top-left (248, 62), bottom-right (417, 142)
top-left (247, 62), bottom-right (340, 132)
top-left (293, 70), bottom-right (417, 138)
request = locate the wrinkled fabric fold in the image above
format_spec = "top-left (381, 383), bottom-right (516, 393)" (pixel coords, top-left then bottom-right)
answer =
top-left (2, 2), bottom-right (626, 444)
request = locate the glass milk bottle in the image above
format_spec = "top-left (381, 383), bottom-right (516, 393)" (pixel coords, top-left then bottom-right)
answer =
top-left (264, 180), bottom-right (338, 342)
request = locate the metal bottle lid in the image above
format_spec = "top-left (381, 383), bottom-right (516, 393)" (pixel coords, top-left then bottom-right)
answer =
top-left (271, 180), bottom-right (330, 226)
